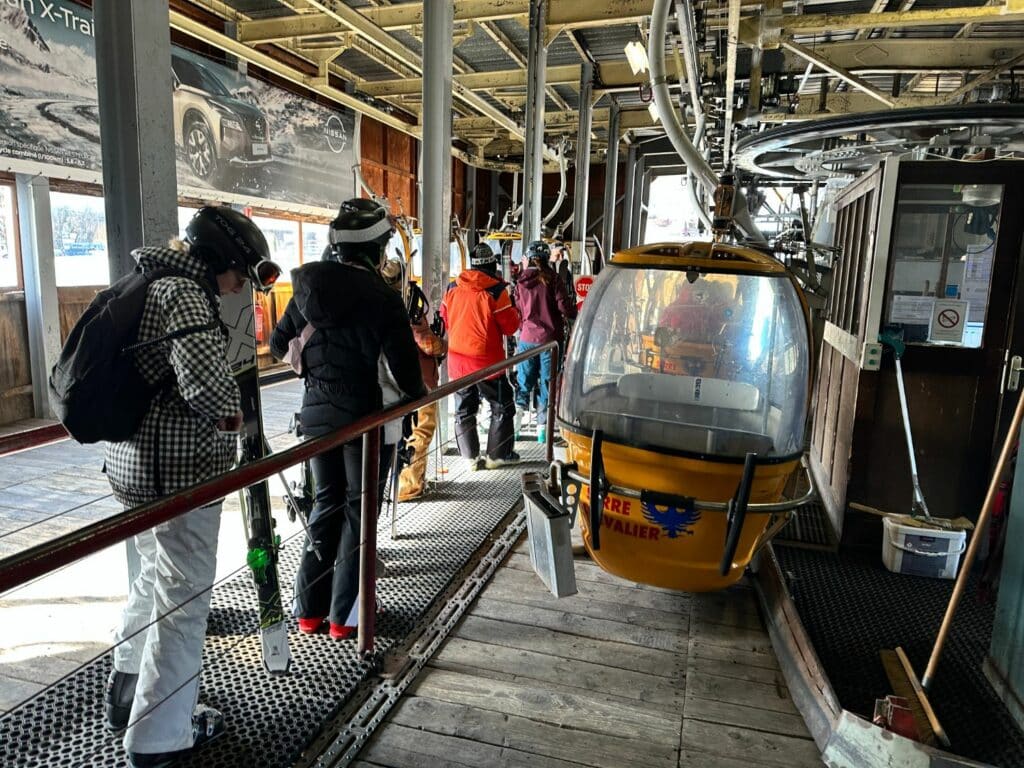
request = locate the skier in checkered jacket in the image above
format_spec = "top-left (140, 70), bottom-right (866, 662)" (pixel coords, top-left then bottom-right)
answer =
top-left (104, 207), bottom-right (281, 768)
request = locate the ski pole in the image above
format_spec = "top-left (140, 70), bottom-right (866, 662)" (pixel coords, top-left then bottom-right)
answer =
top-left (276, 470), bottom-right (322, 561)
top-left (389, 443), bottom-right (400, 540)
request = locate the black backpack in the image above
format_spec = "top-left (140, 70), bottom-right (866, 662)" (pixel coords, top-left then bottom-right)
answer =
top-left (49, 268), bottom-right (219, 444)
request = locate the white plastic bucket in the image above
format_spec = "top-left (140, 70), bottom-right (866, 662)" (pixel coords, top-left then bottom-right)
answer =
top-left (881, 516), bottom-right (967, 580)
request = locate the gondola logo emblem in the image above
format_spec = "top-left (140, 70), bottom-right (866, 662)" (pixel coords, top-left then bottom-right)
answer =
top-left (641, 499), bottom-right (701, 538)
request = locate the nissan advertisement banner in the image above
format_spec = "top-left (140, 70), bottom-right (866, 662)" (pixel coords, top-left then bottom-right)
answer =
top-left (0, 0), bottom-right (358, 208)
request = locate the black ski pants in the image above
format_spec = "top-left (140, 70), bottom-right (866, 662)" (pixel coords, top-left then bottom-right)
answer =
top-left (454, 374), bottom-right (516, 460)
top-left (294, 437), bottom-right (366, 626)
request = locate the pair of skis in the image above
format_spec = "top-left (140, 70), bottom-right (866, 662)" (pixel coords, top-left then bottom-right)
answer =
top-left (220, 291), bottom-right (290, 674)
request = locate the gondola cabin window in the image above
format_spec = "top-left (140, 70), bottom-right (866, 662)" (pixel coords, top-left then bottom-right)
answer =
top-left (883, 183), bottom-right (1001, 349)
top-left (559, 266), bottom-right (809, 461)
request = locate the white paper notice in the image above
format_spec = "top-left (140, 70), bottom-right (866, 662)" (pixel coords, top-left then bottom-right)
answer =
top-left (889, 295), bottom-right (935, 324)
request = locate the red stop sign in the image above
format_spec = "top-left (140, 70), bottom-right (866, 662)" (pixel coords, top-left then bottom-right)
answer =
top-left (575, 276), bottom-right (594, 312)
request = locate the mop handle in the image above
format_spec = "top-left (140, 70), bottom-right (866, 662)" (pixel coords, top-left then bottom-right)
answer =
top-left (922, 387), bottom-right (1024, 690)
top-left (894, 357), bottom-right (930, 517)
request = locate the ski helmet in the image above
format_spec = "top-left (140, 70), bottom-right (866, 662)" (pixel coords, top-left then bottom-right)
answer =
top-left (470, 243), bottom-right (498, 271)
top-left (185, 206), bottom-right (281, 292)
top-left (526, 240), bottom-right (551, 265)
top-left (329, 198), bottom-right (394, 269)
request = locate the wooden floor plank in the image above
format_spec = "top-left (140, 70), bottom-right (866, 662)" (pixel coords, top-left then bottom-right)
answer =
top-left (683, 696), bottom-right (814, 740)
top-left (472, 597), bottom-right (688, 653)
top-left (493, 561), bottom-right (691, 615)
top-left (390, 696), bottom-right (678, 768)
top-left (452, 614), bottom-right (685, 678)
top-left (677, 749), bottom-right (762, 768)
top-left (430, 637), bottom-right (683, 709)
top-left (408, 669), bottom-right (681, 747)
top-left (692, 590), bottom-right (765, 633)
top-left (361, 724), bottom-right (586, 768)
top-left (680, 719), bottom-right (822, 767)
top-left (689, 640), bottom-right (780, 673)
top-left (684, 652), bottom-right (784, 687)
top-left (479, 571), bottom-right (690, 632)
top-left (686, 668), bottom-right (800, 715)
top-left (689, 615), bottom-right (773, 655)
top-left (505, 551), bottom-right (683, 595)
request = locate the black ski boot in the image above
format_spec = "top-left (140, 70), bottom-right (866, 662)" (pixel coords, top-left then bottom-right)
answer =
top-left (103, 669), bottom-right (138, 733)
top-left (127, 705), bottom-right (225, 768)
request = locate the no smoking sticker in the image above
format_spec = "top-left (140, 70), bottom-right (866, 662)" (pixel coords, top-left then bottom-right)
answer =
top-left (930, 299), bottom-right (968, 344)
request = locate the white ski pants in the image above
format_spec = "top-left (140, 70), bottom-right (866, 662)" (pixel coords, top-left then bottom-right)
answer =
top-left (113, 502), bottom-right (222, 754)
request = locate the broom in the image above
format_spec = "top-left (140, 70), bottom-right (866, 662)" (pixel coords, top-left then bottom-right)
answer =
top-left (880, 379), bottom-right (1024, 748)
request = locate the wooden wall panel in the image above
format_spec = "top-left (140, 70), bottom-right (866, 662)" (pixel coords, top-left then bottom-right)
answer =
top-left (360, 116), bottom-right (418, 217)
top-left (0, 294), bottom-right (33, 425)
top-left (821, 347), bottom-right (844, 478)
top-left (58, 287), bottom-right (100, 344)
top-left (811, 343), bottom-right (833, 462)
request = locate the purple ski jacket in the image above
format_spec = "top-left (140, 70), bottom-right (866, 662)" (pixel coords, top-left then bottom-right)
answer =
top-left (515, 264), bottom-right (577, 344)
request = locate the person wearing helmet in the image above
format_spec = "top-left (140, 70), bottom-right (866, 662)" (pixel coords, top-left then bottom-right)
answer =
top-left (103, 206), bottom-right (280, 767)
top-left (441, 242), bottom-right (521, 469)
top-left (515, 240), bottom-right (577, 443)
top-left (270, 199), bottom-right (424, 641)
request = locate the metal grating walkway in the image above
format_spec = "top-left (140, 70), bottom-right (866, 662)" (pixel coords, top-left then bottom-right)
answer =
top-left (775, 544), bottom-right (1024, 767)
top-left (0, 439), bottom-right (547, 768)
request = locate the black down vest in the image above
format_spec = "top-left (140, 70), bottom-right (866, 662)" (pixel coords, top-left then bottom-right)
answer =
top-left (270, 261), bottom-right (425, 438)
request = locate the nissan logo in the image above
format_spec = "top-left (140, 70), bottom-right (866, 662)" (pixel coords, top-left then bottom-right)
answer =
top-left (325, 114), bottom-right (348, 154)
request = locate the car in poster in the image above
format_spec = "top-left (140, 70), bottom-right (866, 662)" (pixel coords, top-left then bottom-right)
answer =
top-left (170, 52), bottom-right (272, 186)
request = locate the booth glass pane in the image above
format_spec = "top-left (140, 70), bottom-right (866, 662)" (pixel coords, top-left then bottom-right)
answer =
top-left (884, 184), bottom-right (1002, 349)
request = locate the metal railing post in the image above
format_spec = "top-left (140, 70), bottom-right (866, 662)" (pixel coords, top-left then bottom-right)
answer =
top-left (359, 428), bottom-right (381, 655)
top-left (547, 348), bottom-right (558, 464)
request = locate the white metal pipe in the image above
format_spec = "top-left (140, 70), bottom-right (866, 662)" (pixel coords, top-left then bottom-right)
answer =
top-left (542, 147), bottom-right (568, 226)
top-left (649, 0), bottom-right (766, 244)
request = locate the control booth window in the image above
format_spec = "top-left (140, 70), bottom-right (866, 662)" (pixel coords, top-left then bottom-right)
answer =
top-left (883, 183), bottom-right (1001, 349)
top-left (0, 185), bottom-right (19, 289)
top-left (51, 192), bottom-right (109, 287)
top-left (252, 215), bottom-right (299, 281)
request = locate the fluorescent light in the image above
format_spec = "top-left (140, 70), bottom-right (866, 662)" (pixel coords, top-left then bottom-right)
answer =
top-left (624, 40), bottom-right (649, 76)
top-left (648, 102), bottom-right (661, 123)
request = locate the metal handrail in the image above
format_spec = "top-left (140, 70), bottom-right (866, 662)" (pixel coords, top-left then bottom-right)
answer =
top-left (0, 341), bottom-right (560, 608)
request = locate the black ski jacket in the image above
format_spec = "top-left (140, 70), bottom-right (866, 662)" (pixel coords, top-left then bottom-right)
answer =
top-left (270, 261), bottom-right (426, 438)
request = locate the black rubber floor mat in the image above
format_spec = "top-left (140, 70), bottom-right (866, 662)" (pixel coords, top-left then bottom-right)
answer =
top-left (775, 545), bottom-right (1024, 767)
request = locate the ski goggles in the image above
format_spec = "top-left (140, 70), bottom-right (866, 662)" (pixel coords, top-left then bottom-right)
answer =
top-left (246, 259), bottom-right (282, 293)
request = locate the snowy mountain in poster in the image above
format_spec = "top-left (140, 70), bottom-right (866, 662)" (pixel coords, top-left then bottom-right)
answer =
top-left (0, 0), bottom-right (357, 207)
top-left (0, 5), bottom-right (100, 170)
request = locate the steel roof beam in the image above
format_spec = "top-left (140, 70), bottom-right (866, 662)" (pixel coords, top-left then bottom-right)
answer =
top-left (169, 10), bottom-right (524, 172)
top-left (743, 3), bottom-right (1024, 43)
top-left (237, 0), bottom-right (654, 43)
top-left (359, 59), bottom-right (686, 97)
top-left (781, 40), bottom-right (898, 108)
top-left (303, 0), bottom-right (549, 157)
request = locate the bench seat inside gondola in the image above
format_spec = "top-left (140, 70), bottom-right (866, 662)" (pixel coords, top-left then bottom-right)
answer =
top-left (576, 372), bottom-right (780, 456)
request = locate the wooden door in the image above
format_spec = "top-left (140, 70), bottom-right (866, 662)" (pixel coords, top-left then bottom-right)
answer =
top-left (809, 168), bottom-right (881, 535)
